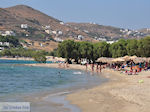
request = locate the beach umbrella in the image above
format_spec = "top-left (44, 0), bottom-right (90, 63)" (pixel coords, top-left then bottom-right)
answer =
top-left (144, 57), bottom-right (150, 62)
top-left (112, 58), bottom-right (125, 63)
top-left (53, 57), bottom-right (66, 62)
top-left (142, 57), bottom-right (148, 62)
top-left (96, 57), bottom-right (108, 63)
top-left (130, 55), bottom-right (138, 60)
top-left (132, 57), bottom-right (145, 63)
top-left (96, 57), bottom-right (114, 63)
top-left (122, 55), bottom-right (131, 61)
top-left (57, 57), bottom-right (66, 62)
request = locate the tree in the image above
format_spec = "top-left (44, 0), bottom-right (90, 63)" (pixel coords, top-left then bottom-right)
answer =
top-left (0, 35), bottom-right (21, 47)
top-left (109, 39), bottom-right (127, 58)
top-left (33, 55), bottom-right (47, 63)
top-left (126, 39), bottom-right (138, 56)
top-left (93, 42), bottom-right (110, 59)
top-left (0, 49), bottom-right (11, 56)
top-left (57, 40), bottom-right (76, 63)
top-left (78, 41), bottom-right (93, 62)
top-left (138, 36), bottom-right (150, 57)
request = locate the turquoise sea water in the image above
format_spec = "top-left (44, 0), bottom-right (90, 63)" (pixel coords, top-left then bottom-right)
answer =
top-left (0, 59), bottom-right (52, 64)
top-left (0, 60), bottom-right (106, 99)
top-left (0, 60), bottom-right (108, 112)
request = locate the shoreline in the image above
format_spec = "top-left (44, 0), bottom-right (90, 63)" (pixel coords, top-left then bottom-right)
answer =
top-left (24, 63), bottom-right (150, 112)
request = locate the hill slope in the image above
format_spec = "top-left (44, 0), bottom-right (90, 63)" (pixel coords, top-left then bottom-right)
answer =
top-left (1, 5), bottom-right (90, 41)
top-left (0, 5), bottom-right (149, 42)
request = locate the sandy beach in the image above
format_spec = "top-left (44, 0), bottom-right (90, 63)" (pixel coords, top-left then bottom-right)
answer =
top-left (25, 63), bottom-right (150, 112)
top-left (67, 69), bottom-right (150, 112)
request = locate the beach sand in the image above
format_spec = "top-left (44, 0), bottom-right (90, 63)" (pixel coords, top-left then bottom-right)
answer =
top-left (25, 63), bottom-right (150, 112)
top-left (67, 69), bottom-right (150, 112)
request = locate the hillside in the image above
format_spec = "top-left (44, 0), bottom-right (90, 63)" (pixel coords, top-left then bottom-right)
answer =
top-left (0, 5), bottom-right (149, 46)
top-left (0, 5), bottom-right (90, 41)
top-left (138, 28), bottom-right (150, 35)
top-left (67, 23), bottom-right (123, 40)
top-left (67, 23), bottom-right (150, 41)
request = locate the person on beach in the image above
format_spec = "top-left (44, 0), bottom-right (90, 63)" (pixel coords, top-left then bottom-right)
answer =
top-left (66, 62), bottom-right (69, 68)
top-left (58, 62), bottom-right (61, 68)
top-left (99, 64), bottom-right (102, 72)
top-left (91, 64), bottom-right (94, 72)
top-left (63, 62), bottom-right (65, 68)
top-left (96, 64), bottom-right (99, 72)
top-left (85, 63), bottom-right (88, 71)
top-left (139, 63), bottom-right (142, 72)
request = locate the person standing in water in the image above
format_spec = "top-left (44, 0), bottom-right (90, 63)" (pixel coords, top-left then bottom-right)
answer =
top-left (85, 63), bottom-right (88, 71)
top-left (58, 71), bottom-right (61, 78)
top-left (99, 64), bottom-right (102, 72)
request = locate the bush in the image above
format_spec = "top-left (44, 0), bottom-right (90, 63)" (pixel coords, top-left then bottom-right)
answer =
top-left (33, 55), bottom-right (47, 63)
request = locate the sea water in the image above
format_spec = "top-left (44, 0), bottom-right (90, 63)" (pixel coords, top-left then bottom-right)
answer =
top-left (0, 60), bottom-right (107, 112)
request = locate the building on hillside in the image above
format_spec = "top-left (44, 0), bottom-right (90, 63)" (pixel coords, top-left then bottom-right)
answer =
top-left (0, 47), bottom-right (4, 52)
top-left (52, 31), bottom-right (57, 35)
top-left (0, 42), bottom-right (10, 46)
top-left (106, 40), bottom-right (118, 44)
top-left (77, 35), bottom-right (84, 40)
top-left (0, 42), bottom-right (10, 52)
top-left (45, 25), bottom-right (50, 29)
top-left (60, 22), bottom-right (64, 25)
top-left (45, 30), bottom-right (51, 34)
top-left (21, 24), bottom-right (28, 29)
top-left (97, 38), bottom-right (107, 41)
top-left (1, 31), bottom-right (16, 36)
top-left (54, 37), bottom-right (63, 42)
top-left (57, 31), bottom-right (63, 35)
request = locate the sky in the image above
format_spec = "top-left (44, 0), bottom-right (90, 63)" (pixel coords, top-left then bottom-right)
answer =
top-left (0, 0), bottom-right (150, 30)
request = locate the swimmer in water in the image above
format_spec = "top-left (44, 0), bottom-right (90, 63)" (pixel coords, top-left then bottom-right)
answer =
top-left (58, 71), bottom-right (61, 77)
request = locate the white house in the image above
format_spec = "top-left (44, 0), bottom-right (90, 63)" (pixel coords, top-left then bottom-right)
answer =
top-left (52, 31), bottom-right (57, 34)
top-left (0, 42), bottom-right (10, 51)
top-left (2, 31), bottom-right (16, 36)
top-left (98, 38), bottom-right (107, 41)
top-left (60, 22), bottom-right (64, 25)
top-left (83, 30), bottom-right (89, 33)
top-left (77, 35), bottom-right (84, 40)
top-left (21, 24), bottom-right (28, 29)
top-left (45, 25), bottom-right (50, 29)
top-left (57, 31), bottom-right (63, 35)
top-left (45, 30), bottom-right (51, 34)
top-left (147, 28), bottom-right (150, 31)
top-left (3, 42), bottom-right (10, 46)
top-left (106, 40), bottom-right (118, 44)
top-left (0, 47), bottom-right (4, 52)
top-left (54, 37), bottom-right (63, 42)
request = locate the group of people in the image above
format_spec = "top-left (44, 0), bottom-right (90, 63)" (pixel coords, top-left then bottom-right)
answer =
top-left (58, 62), bottom-right (69, 68)
top-left (109, 61), bottom-right (150, 75)
top-left (84, 60), bottom-right (150, 75)
top-left (85, 63), bottom-right (106, 73)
